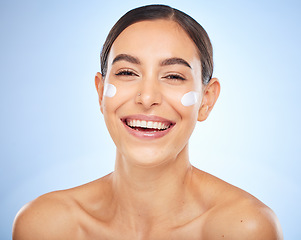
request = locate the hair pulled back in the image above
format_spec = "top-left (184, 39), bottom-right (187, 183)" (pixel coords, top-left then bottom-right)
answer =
top-left (100, 4), bottom-right (213, 85)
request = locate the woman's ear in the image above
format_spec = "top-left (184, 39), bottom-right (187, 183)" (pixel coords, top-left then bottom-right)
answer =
top-left (198, 78), bottom-right (220, 122)
top-left (95, 72), bottom-right (104, 114)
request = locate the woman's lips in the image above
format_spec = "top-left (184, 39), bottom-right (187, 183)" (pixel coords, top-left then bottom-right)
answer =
top-left (121, 115), bottom-right (175, 139)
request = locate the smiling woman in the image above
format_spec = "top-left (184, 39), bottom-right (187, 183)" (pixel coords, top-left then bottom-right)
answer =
top-left (12, 4), bottom-right (283, 240)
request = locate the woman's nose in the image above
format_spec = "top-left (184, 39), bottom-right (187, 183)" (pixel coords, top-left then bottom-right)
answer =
top-left (135, 76), bottom-right (162, 109)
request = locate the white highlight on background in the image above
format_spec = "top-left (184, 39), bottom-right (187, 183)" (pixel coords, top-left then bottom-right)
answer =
top-left (181, 91), bottom-right (199, 106)
top-left (103, 83), bottom-right (116, 97)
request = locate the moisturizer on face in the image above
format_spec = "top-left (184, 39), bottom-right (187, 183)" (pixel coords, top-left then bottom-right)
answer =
top-left (104, 83), bottom-right (116, 97)
top-left (181, 91), bottom-right (199, 107)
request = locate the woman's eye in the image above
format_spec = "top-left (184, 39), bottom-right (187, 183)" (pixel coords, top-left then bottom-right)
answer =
top-left (164, 74), bottom-right (186, 81)
top-left (115, 70), bottom-right (138, 76)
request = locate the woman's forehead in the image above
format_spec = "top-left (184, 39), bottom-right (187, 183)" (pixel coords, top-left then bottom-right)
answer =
top-left (109, 20), bottom-right (200, 65)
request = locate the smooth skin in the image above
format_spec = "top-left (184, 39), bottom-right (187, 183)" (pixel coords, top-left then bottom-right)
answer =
top-left (13, 20), bottom-right (283, 240)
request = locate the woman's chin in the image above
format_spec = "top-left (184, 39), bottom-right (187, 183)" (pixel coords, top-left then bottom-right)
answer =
top-left (118, 148), bottom-right (175, 169)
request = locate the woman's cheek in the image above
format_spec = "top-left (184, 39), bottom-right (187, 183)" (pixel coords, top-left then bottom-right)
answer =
top-left (102, 82), bottom-right (136, 113)
top-left (165, 88), bottom-right (201, 110)
top-left (102, 83), bottom-right (118, 113)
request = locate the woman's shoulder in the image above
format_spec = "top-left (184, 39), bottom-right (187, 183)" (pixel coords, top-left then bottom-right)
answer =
top-left (202, 196), bottom-right (283, 239)
top-left (12, 190), bottom-right (81, 240)
top-left (191, 167), bottom-right (283, 239)
top-left (12, 174), bottom-right (113, 240)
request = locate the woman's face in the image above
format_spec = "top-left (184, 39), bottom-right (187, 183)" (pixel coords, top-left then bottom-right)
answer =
top-left (97, 20), bottom-right (205, 166)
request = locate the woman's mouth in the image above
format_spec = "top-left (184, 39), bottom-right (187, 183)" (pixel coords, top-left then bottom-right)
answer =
top-left (126, 119), bottom-right (171, 132)
top-left (121, 115), bottom-right (175, 139)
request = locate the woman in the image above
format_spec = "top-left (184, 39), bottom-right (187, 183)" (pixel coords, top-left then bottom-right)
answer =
top-left (13, 5), bottom-right (283, 239)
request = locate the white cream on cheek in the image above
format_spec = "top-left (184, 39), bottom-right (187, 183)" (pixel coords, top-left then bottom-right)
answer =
top-left (104, 83), bottom-right (116, 97)
top-left (103, 83), bottom-right (198, 107)
top-left (181, 91), bottom-right (199, 107)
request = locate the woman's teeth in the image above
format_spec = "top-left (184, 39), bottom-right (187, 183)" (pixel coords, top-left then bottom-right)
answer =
top-left (126, 119), bottom-right (170, 130)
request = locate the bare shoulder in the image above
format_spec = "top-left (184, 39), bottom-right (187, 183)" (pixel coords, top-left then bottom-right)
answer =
top-left (203, 196), bottom-right (283, 239)
top-left (192, 168), bottom-right (283, 239)
top-left (12, 190), bottom-right (83, 240)
top-left (13, 174), bottom-right (113, 240)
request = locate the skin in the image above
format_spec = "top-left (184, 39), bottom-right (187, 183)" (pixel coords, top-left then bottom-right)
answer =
top-left (13, 20), bottom-right (283, 240)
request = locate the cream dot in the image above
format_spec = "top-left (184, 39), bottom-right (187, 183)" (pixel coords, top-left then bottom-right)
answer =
top-left (181, 91), bottom-right (199, 106)
top-left (104, 83), bottom-right (116, 97)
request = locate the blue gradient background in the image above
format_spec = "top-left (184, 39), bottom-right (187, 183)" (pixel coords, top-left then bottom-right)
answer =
top-left (1, 0), bottom-right (300, 239)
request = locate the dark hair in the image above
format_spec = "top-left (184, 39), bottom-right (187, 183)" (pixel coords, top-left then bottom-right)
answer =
top-left (100, 4), bottom-right (213, 85)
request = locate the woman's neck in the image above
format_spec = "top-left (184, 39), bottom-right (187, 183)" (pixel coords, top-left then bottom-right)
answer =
top-left (111, 145), bottom-right (193, 226)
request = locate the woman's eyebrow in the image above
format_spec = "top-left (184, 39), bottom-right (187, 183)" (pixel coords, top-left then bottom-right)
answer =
top-left (160, 58), bottom-right (192, 69)
top-left (111, 54), bottom-right (191, 69)
top-left (112, 54), bottom-right (140, 65)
